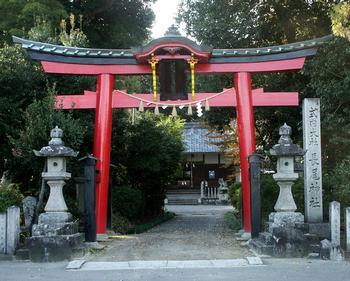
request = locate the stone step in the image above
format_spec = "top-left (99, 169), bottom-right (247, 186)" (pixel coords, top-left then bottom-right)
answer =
top-left (307, 252), bottom-right (320, 259)
top-left (249, 239), bottom-right (274, 256)
top-left (304, 233), bottom-right (322, 244)
top-left (167, 199), bottom-right (199, 205)
top-left (15, 248), bottom-right (29, 260)
top-left (308, 243), bottom-right (321, 253)
top-left (166, 189), bottom-right (200, 194)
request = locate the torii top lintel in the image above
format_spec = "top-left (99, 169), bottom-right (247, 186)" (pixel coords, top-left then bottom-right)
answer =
top-left (13, 34), bottom-right (332, 75)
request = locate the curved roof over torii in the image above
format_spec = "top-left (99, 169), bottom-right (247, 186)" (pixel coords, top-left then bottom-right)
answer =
top-left (13, 33), bottom-right (332, 74)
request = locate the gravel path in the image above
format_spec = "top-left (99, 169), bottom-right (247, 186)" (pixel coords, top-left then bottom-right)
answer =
top-left (90, 205), bottom-right (252, 261)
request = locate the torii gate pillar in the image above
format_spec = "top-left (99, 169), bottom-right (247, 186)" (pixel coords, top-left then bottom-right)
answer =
top-left (234, 72), bottom-right (256, 233)
top-left (93, 74), bottom-right (114, 234)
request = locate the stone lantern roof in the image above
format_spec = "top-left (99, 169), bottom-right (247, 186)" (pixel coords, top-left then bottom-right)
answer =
top-left (269, 123), bottom-right (304, 156)
top-left (33, 126), bottom-right (78, 157)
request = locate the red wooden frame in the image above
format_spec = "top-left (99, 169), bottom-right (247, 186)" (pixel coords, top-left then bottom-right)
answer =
top-left (55, 88), bottom-right (299, 110)
top-left (41, 57), bottom-right (305, 75)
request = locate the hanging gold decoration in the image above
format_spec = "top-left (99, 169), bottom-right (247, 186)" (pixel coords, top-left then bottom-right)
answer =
top-left (148, 53), bottom-right (159, 102)
top-left (138, 100), bottom-right (144, 112)
top-left (205, 99), bottom-right (210, 111)
top-left (187, 103), bottom-right (193, 115)
top-left (187, 53), bottom-right (198, 101)
top-left (171, 105), bottom-right (177, 117)
top-left (154, 104), bottom-right (159, 115)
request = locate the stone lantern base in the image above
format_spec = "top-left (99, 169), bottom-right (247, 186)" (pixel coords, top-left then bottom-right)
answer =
top-left (27, 211), bottom-right (84, 262)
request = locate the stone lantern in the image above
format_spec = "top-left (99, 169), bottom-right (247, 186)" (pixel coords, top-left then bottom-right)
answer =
top-left (34, 126), bottom-right (78, 219)
top-left (268, 123), bottom-right (305, 226)
top-left (27, 127), bottom-right (83, 262)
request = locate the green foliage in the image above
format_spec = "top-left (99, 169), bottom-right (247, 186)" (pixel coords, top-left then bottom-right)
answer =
top-left (112, 211), bottom-right (175, 234)
top-left (331, 3), bottom-right (350, 40)
top-left (59, 14), bottom-right (89, 47)
top-left (178, 0), bottom-right (335, 48)
top-left (0, 0), bottom-right (67, 44)
top-left (0, 183), bottom-right (23, 212)
top-left (260, 174), bottom-right (304, 218)
top-left (28, 19), bottom-right (58, 43)
top-left (0, 44), bottom-right (47, 173)
top-left (9, 88), bottom-right (86, 193)
top-left (305, 38), bottom-right (350, 169)
top-left (228, 182), bottom-right (241, 210)
top-left (324, 156), bottom-right (350, 209)
top-left (112, 212), bottom-right (133, 234)
top-left (127, 212), bottom-right (175, 234)
top-left (229, 174), bottom-right (304, 220)
top-left (110, 111), bottom-right (184, 218)
top-left (178, 0), bottom-right (337, 151)
top-left (224, 211), bottom-right (241, 231)
top-left (59, 0), bottom-right (155, 48)
top-left (126, 113), bottom-right (184, 217)
top-left (112, 186), bottom-right (144, 220)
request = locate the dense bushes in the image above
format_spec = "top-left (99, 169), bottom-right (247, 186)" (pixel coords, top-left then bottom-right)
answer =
top-left (228, 174), bottom-right (305, 220)
top-left (324, 157), bottom-right (350, 211)
top-left (111, 112), bottom-right (184, 219)
top-left (112, 186), bottom-right (143, 220)
top-left (0, 183), bottom-right (23, 212)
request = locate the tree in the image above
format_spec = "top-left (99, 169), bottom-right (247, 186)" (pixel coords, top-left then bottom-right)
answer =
top-left (178, 0), bottom-right (338, 149)
top-left (0, 44), bottom-right (47, 174)
top-left (110, 111), bottom-right (184, 217)
top-left (0, 0), bottom-right (68, 45)
top-left (305, 37), bottom-right (350, 169)
top-left (178, 0), bottom-right (337, 48)
top-left (58, 0), bottom-right (155, 48)
top-left (9, 88), bottom-right (86, 193)
top-left (331, 2), bottom-right (350, 40)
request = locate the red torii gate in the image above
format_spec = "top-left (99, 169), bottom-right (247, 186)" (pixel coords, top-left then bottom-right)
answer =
top-left (14, 33), bottom-right (330, 236)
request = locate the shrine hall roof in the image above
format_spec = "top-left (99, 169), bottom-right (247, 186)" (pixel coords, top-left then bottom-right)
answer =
top-left (13, 35), bottom-right (333, 65)
top-left (183, 122), bottom-right (222, 153)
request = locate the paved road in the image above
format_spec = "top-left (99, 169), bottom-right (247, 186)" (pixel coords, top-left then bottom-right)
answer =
top-left (90, 205), bottom-right (251, 261)
top-left (1, 258), bottom-right (350, 281)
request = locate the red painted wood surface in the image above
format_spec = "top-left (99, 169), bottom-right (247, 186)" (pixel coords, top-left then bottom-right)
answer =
top-left (93, 74), bottom-right (114, 234)
top-left (42, 57), bottom-right (305, 75)
top-left (134, 42), bottom-right (211, 62)
top-left (234, 72), bottom-right (256, 233)
top-left (55, 88), bottom-right (299, 109)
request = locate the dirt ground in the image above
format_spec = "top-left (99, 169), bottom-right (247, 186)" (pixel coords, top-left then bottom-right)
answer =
top-left (89, 205), bottom-right (252, 261)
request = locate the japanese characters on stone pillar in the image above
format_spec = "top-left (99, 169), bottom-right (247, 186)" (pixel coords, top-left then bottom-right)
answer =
top-left (303, 98), bottom-right (323, 223)
top-left (330, 201), bottom-right (340, 247)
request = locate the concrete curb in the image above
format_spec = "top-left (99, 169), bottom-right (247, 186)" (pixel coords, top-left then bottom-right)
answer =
top-left (66, 257), bottom-right (264, 271)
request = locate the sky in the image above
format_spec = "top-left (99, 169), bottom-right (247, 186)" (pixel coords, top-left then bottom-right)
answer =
top-left (150, 0), bottom-right (183, 39)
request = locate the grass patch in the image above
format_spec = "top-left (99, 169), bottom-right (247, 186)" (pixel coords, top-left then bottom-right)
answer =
top-left (224, 211), bottom-right (241, 231)
top-left (126, 211), bottom-right (175, 234)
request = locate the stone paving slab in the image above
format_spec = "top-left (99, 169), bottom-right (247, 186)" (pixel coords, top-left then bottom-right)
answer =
top-left (72, 258), bottom-right (264, 271)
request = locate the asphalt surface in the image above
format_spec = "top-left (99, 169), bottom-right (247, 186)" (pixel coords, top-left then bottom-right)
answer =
top-left (1, 258), bottom-right (350, 281)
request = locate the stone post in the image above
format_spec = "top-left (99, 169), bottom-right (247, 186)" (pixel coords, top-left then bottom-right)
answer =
top-left (6, 206), bottom-right (20, 255)
top-left (303, 98), bottom-right (323, 223)
top-left (0, 212), bottom-right (6, 253)
top-left (328, 201), bottom-right (343, 260)
top-left (200, 181), bottom-right (204, 199)
top-left (345, 207), bottom-right (350, 252)
top-left (330, 201), bottom-right (340, 247)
